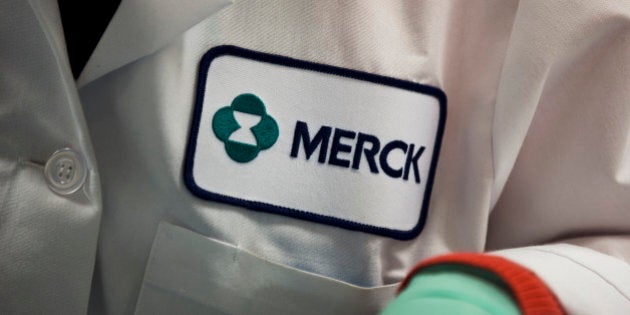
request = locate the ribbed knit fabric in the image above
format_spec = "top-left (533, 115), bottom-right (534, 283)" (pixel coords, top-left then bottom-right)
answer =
top-left (398, 253), bottom-right (565, 315)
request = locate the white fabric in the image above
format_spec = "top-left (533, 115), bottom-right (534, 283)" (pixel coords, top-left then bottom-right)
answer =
top-left (190, 53), bottom-right (441, 232)
top-left (0, 0), bottom-right (100, 313)
top-left (1, 0), bottom-right (629, 314)
top-left (496, 244), bottom-right (630, 314)
top-left (135, 222), bottom-right (397, 314)
top-left (77, 0), bottom-right (232, 87)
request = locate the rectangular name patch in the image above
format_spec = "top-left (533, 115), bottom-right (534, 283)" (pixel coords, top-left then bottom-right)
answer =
top-left (184, 46), bottom-right (446, 240)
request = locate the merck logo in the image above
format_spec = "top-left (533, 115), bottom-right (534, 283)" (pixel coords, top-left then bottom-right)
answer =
top-left (212, 94), bottom-right (425, 184)
top-left (290, 121), bottom-right (425, 183)
top-left (212, 94), bottom-right (279, 163)
top-left (188, 46), bottom-right (445, 239)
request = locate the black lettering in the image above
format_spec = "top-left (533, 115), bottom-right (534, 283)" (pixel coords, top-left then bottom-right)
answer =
top-left (351, 133), bottom-right (380, 174)
top-left (403, 144), bottom-right (425, 183)
top-left (328, 128), bottom-right (356, 168)
top-left (379, 140), bottom-right (408, 179)
top-left (290, 121), bottom-right (331, 163)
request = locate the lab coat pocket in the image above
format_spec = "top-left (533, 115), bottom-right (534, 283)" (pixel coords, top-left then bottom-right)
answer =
top-left (134, 221), bottom-right (397, 315)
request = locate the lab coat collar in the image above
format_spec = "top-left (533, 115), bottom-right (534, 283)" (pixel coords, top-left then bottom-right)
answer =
top-left (77, 0), bottom-right (232, 87)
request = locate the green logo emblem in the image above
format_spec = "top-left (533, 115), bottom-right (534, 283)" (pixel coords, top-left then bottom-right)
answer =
top-left (212, 94), bottom-right (279, 163)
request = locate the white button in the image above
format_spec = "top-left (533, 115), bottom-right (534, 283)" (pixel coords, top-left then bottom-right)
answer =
top-left (44, 148), bottom-right (87, 195)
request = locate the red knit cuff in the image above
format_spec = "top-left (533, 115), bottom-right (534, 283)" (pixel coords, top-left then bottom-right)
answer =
top-left (399, 253), bottom-right (564, 315)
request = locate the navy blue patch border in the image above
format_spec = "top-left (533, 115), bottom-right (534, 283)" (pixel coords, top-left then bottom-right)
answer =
top-left (184, 45), bottom-right (447, 241)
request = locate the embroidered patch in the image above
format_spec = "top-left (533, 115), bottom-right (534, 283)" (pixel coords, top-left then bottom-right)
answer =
top-left (184, 46), bottom-right (446, 240)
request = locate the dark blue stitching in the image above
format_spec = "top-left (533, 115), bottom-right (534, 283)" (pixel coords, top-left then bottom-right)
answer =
top-left (183, 45), bottom-right (447, 241)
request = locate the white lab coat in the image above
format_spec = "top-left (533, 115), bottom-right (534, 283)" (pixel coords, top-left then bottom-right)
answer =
top-left (1, 0), bottom-right (629, 314)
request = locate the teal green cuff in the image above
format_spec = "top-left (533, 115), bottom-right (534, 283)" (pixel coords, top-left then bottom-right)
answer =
top-left (381, 264), bottom-right (520, 315)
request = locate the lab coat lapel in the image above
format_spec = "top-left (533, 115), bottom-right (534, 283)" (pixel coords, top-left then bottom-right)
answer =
top-left (77, 0), bottom-right (232, 87)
